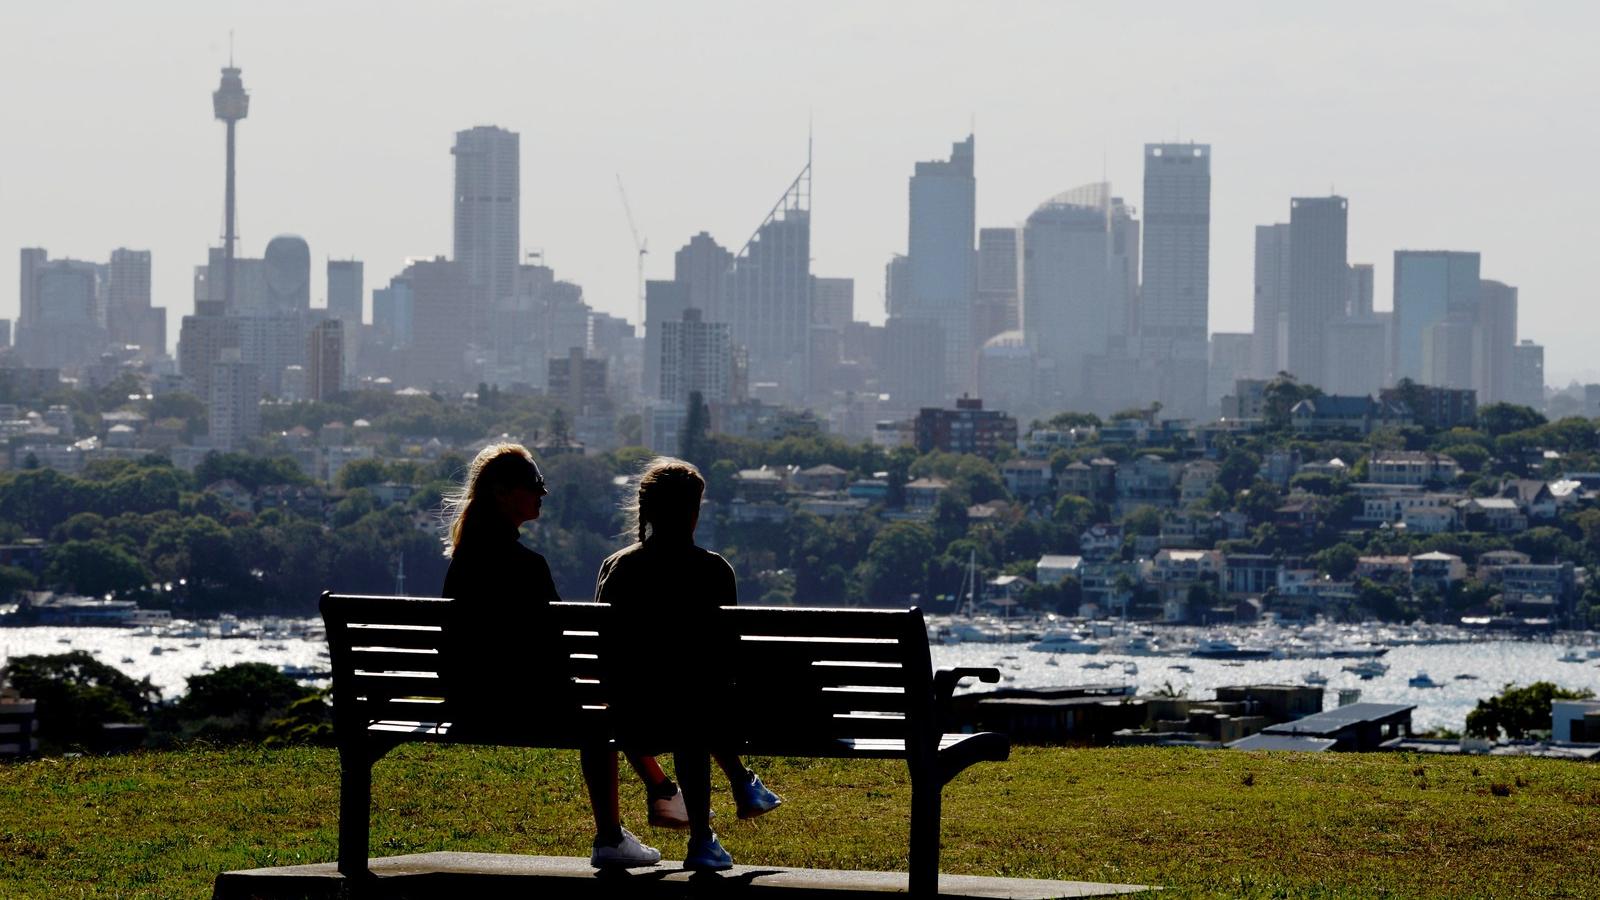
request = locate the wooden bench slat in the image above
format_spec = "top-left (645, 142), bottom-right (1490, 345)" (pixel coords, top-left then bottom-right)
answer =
top-left (343, 624), bottom-right (447, 650)
top-left (734, 636), bottom-right (918, 666)
top-left (326, 595), bottom-right (452, 626)
top-left (350, 672), bottom-right (445, 697)
top-left (347, 648), bottom-right (442, 673)
top-left (722, 606), bottom-right (923, 641)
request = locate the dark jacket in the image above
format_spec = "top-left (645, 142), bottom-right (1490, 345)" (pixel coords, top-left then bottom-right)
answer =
top-left (441, 517), bottom-right (561, 730)
top-left (594, 536), bottom-right (736, 750)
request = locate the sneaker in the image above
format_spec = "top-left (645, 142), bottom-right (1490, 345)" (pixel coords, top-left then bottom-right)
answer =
top-left (733, 771), bottom-right (783, 820)
top-left (648, 784), bottom-right (690, 829)
top-left (684, 832), bottom-right (734, 872)
top-left (590, 827), bottom-right (662, 869)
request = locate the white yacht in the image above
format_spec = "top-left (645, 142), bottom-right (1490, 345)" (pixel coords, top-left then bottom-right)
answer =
top-left (1303, 670), bottom-right (1329, 686)
top-left (1342, 659), bottom-right (1389, 679)
top-left (1029, 629), bottom-right (1102, 654)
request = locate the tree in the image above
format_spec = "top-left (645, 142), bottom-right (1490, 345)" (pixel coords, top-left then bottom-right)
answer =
top-left (860, 521), bottom-right (936, 605)
top-left (1217, 449), bottom-right (1261, 494)
top-left (337, 458), bottom-right (391, 490)
top-left (172, 662), bottom-right (321, 743)
top-left (46, 540), bottom-right (149, 597)
top-left (1313, 542), bottom-right (1360, 580)
top-left (1465, 681), bottom-right (1594, 740)
top-left (1263, 376), bottom-right (1321, 430)
top-left (1480, 403), bottom-right (1547, 438)
top-left (679, 391), bottom-right (710, 467)
top-left (1, 651), bottom-right (158, 752)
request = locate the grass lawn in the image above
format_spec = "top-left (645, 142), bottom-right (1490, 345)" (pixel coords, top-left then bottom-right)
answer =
top-left (2, 744), bottom-right (1598, 898)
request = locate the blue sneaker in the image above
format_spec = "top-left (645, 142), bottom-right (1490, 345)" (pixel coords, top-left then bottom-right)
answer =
top-left (684, 832), bottom-right (734, 872)
top-left (733, 771), bottom-right (783, 820)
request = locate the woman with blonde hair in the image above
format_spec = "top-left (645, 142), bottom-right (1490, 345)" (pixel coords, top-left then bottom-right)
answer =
top-left (441, 442), bottom-right (660, 869)
top-left (596, 457), bottom-right (781, 872)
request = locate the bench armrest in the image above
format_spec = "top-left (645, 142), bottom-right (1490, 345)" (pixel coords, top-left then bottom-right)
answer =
top-left (933, 667), bottom-right (1000, 703)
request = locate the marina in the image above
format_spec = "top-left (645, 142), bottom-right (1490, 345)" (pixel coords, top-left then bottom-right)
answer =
top-left (2, 616), bottom-right (1599, 733)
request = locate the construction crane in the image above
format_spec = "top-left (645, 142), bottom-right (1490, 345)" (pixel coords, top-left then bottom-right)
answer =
top-left (615, 174), bottom-right (648, 327)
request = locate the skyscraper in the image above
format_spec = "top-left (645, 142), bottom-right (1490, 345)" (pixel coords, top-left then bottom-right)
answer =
top-left (725, 158), bottom-right (811, 401)
top-left (453, 126), bottom-right (520, 344)
top-left (327, 260), bottom-right (363, 326)
top-left (906, 135), bottom-right (976, 397)
top-left (208, 347), bottom-right (260, 452)
top-left (811, 277), bottom-right (854, 331)
top-left (1392, 251), bottom-right (1481, 383)
top-left (659, 308), bottom-right (735, 404)
top-left (1019, 183), bottom-right (1133, 405)
top-left (1285, 196), bottom-right (1348, 388)
top-left (1347, 263), bottom-right (1375, 317)
top-left (306, 319), bottom-right (344, 402)
top-left (1511, 340), bottom-right (1544, 410)
top-left (15, 248), bottom-right (107, 370)
top-left (1140, 143), bottom-right (1211, 344)
top-left (1475, 279), bottom-right (1518, 405)
top-left (975, 227), bottom-right (1019, 342)
top-left (400, 256), bottom-right (471, 388)
top-left (1251, 223), bottom-right (1291, 377)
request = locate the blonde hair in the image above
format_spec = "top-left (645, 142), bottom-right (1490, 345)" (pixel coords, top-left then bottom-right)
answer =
top-left (441, 442), bottom-right (541, 557)
top-left (622, 456), bottom-right (704, 544)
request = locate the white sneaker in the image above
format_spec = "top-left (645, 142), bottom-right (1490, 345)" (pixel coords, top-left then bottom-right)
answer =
top-left (590, 827), bottom-right (661, 869)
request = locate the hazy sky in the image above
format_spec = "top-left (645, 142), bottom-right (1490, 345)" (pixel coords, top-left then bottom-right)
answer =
top-left (3, 2), bottom-right (1597, 382)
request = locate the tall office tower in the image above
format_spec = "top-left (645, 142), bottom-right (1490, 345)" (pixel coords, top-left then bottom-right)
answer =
top-left (881, 317), bottom-right (945, 411)
top-left (883, 254), bottom-right (911, 317)
top-left (1347, 263), bottom-right (1375, 317)
top-left (1322, 317), bottom-right (1389, 396)
top-left (548, 347), bottom-right (610, 414)
top-left (1140, 143), bottom-right (1211, 344)
top-left (1207, 333), bottom-right (1255, 410)
top-left (811, 277), bottom-right (854, 331)
top-left (1511, 340), bottom-right (1545, 409)
top-left (15, 249), bottom-right (107, 370)
top-left (1475, 279), bottom-right (1517, 405)
top-left (327, 260), bottom-right (363, 325)
top-left (372, 279), bottom-right (414, 349)
top-left (212, 62), bottom-right (249, 312)
top-left (975, 227), bottom-right (1019, 342)
top-left (905, 135), bottom-right (976, 397)
top-left (724, 158), bottom-right (811, 401)
top-left (106, 248), bottom-right (165, 357)
top-left (452, 126), bottom-right (520, 345)
top-left (263, 236), bottom-right (311, 313)
top-left (208, 347), bottom-right (260, 452)
top-left (306, 319), bottom-right (344, 402)
top-left (1019, 183), bottom-right (1131, 406)
top-left (0, 319), bottom-right (10, 348)
top-left (1285, 196), bottom-right (1349, 388)
top-left (673, 232), bottom-right (733, 321)
top-left (659, 308), bottom-right (735, 404)
top-left (1392, 250), bottom-right (1481, 383)
top-left (327, 259), bottom-right (363, 371)
top-left (400, 257), bottom-right (471, 387)
top-left (1423, 317), bottom-right (1477, 390)
top-left (643, 279), bottom-right (690, 399)
top-left (1251, 223), bottom-right (1291, 377)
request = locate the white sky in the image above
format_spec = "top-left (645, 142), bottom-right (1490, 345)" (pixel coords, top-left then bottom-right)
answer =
top-left (3, 1), bottom-right (1597, 382)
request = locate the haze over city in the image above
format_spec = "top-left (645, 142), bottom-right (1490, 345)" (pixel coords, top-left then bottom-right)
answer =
top-left (3, 1), bottom-right (1597, 382)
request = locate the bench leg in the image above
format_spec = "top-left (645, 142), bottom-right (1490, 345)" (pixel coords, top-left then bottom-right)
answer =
top-left (337, 746), bottom-right (372, 878)
top-left (908, 780), bottom-right (941, 897)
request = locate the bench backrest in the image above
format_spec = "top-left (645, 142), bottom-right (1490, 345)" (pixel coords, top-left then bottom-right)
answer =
top-left (721, 605), bottom-right (934, 755)
top-left (320, 593), bottom-right (934, 752)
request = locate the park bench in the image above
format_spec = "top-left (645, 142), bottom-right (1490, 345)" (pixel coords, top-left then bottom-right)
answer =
top-left (320, 592), bottom-right (1010, 896)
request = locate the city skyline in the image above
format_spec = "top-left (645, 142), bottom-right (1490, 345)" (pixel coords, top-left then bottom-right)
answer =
top-left (2, 3), bottom-right (1596, 382)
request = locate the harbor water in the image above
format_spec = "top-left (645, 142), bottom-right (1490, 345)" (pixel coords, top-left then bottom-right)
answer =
top-left (4, 622), bottom-right (1600, 733)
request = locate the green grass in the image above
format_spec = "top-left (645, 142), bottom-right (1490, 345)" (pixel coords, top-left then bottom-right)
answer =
top-left (2, 745), bottom-right (1598, 898)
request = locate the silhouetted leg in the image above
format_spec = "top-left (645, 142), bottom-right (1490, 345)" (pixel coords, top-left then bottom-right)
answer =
top-left (675, 746), bottom-right (713, 840)
top-left (581, 746), bottom-right (622, 843)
